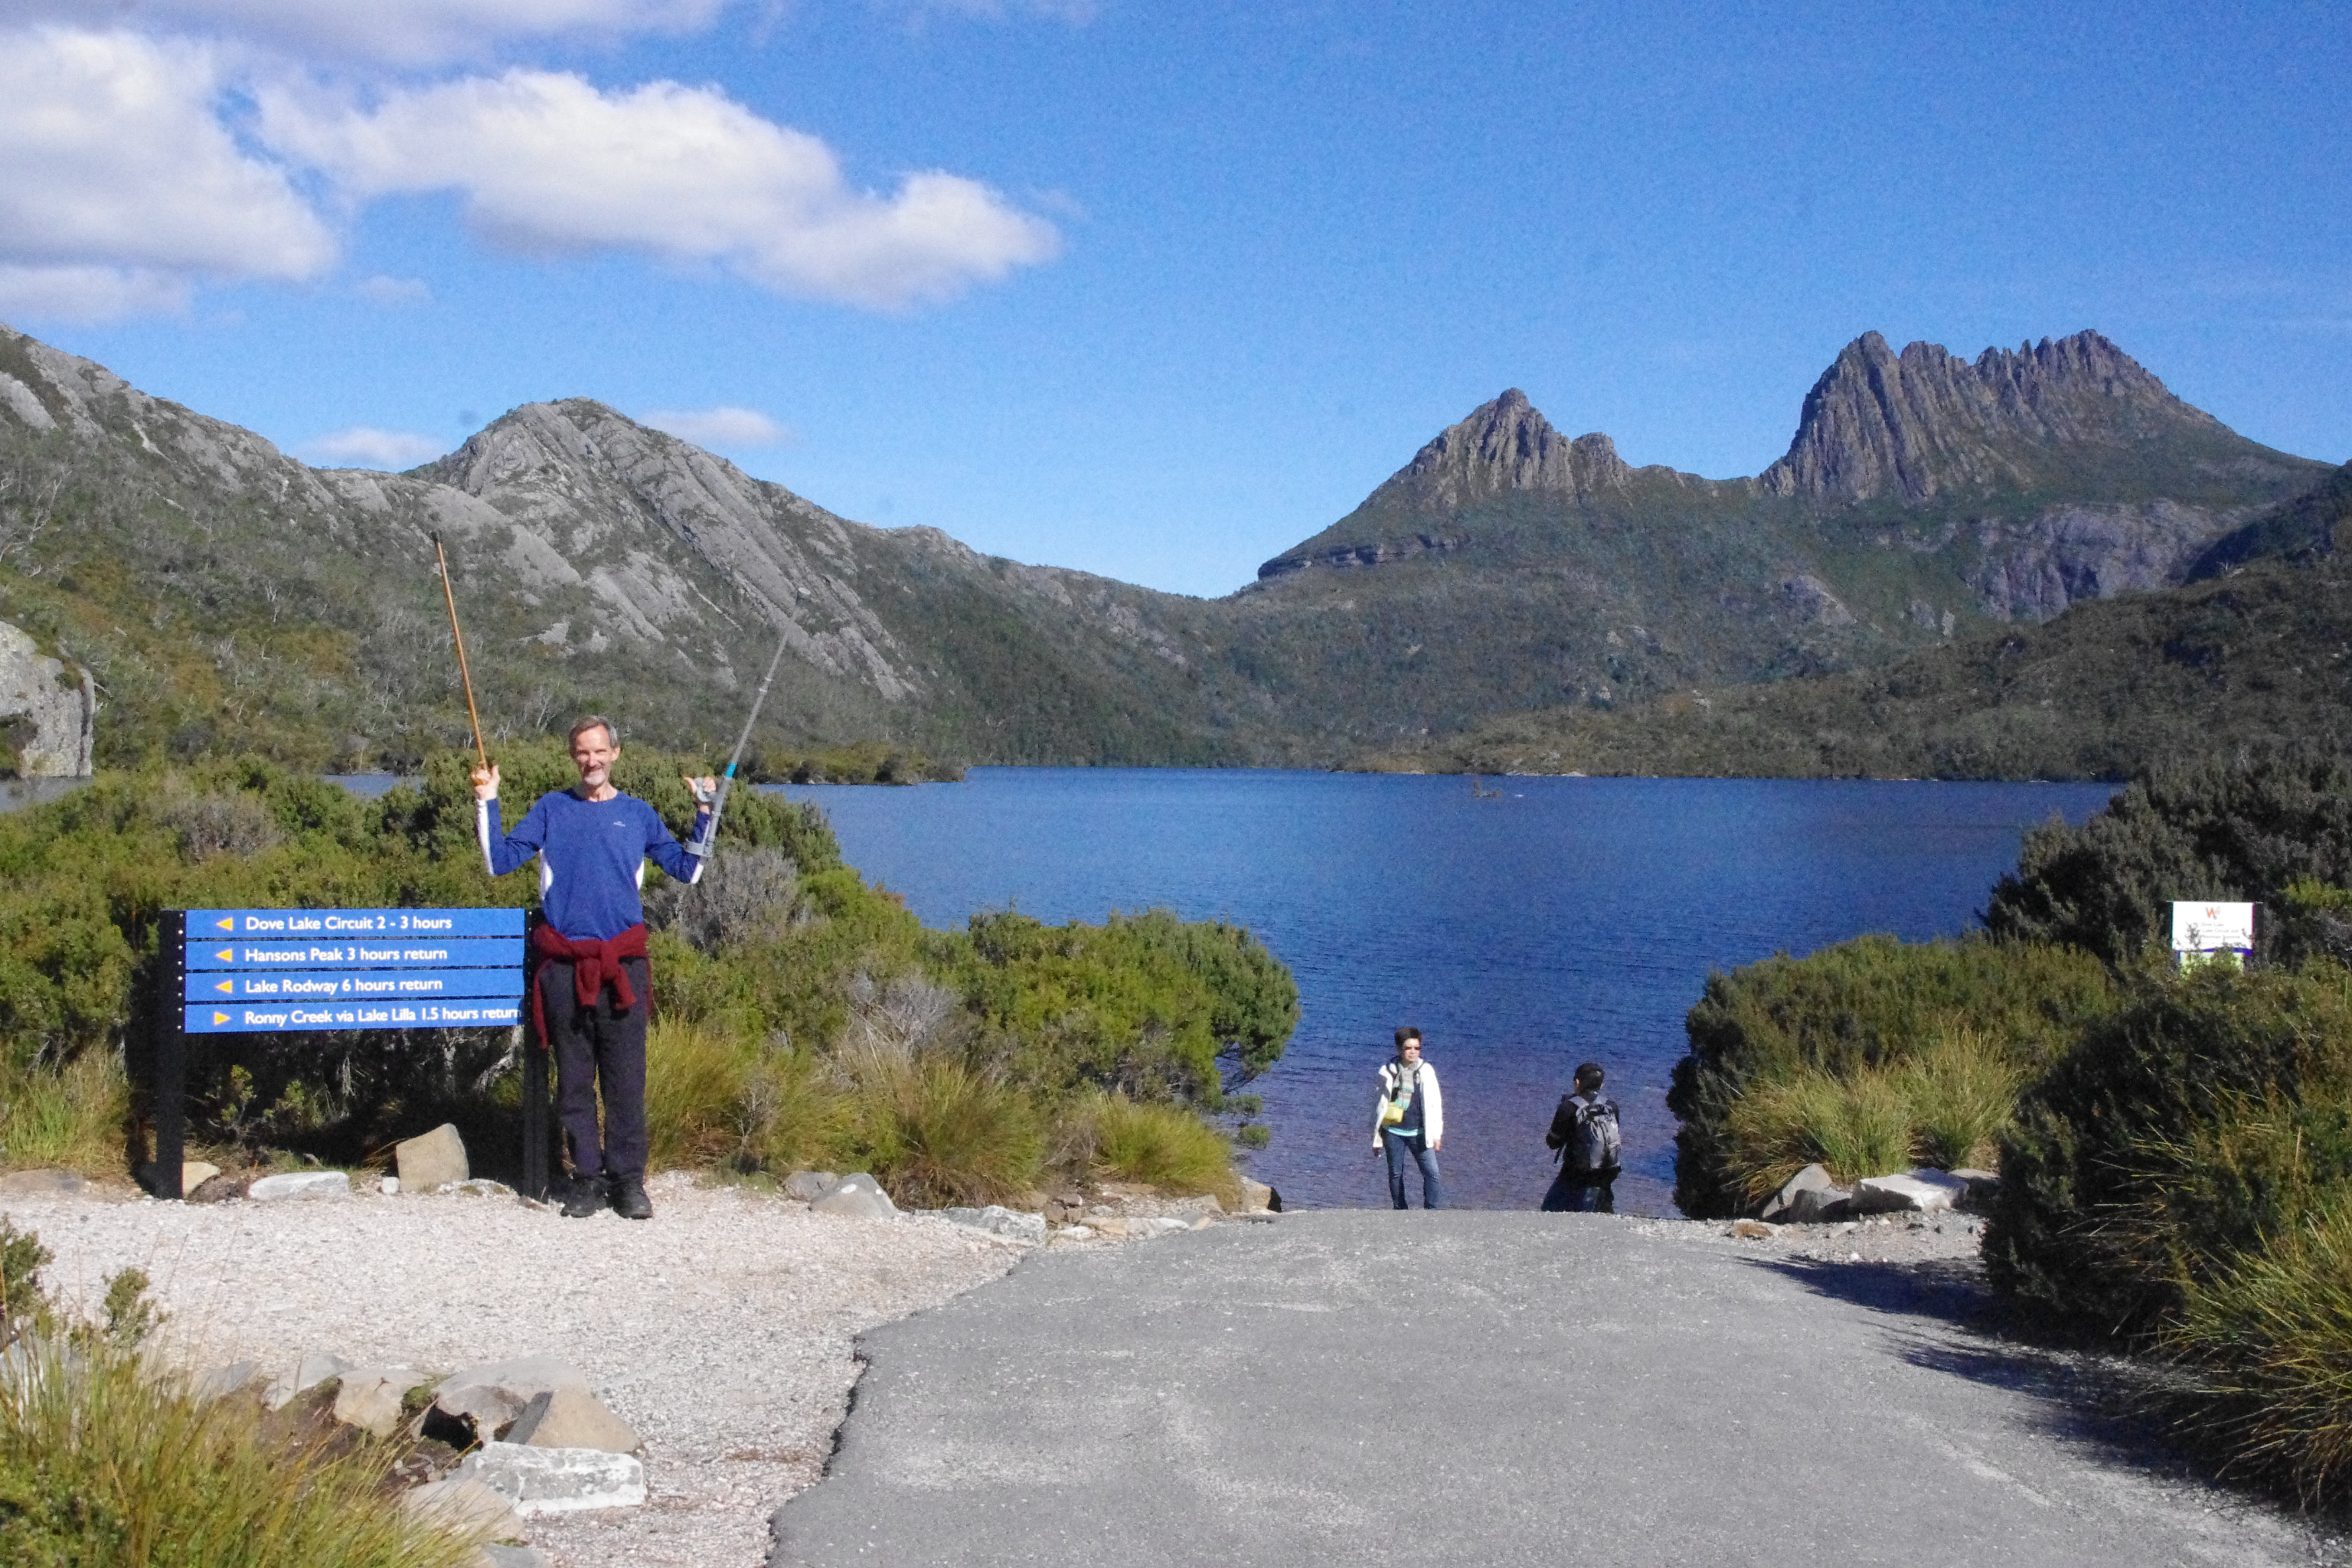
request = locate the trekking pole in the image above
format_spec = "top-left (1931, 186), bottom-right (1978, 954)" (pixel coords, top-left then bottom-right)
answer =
top-left (687, 626), bottom-right (793, 860)
top-left (431, 531), bottom-right (492, 775)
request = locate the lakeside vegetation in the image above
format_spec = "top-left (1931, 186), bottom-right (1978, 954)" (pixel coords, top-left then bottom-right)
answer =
top-left (1683, 746), bottom-right (2352, 1502)
top-left (0, 742), bottom-right (1293, 1206)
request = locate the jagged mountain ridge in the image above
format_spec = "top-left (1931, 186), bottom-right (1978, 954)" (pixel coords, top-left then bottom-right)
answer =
top-left (0, 322), bottom-right (2333, 769)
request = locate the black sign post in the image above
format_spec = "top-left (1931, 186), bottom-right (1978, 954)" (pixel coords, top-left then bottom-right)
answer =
top-left (151, 911), bottom-right (188, 1200)
top-left (157, 907), bottom-right (531, 1200)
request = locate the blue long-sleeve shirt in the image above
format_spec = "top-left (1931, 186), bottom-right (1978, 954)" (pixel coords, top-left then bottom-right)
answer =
top-left (477, 789), bottom-right (707, 940)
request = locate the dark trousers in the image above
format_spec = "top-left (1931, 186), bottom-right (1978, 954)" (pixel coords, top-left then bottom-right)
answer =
top-left (1543, 1168), bottom-right (1618, 1214)
top-left (535, 956), bottom-right (650, 1182)
top-left (1384, 1130), bottom-right (1444, 1209)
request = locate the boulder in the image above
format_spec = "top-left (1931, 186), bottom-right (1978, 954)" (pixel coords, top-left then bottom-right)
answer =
top-left (397, 1124), bottom-right (469, 1191)
top-left (1236, 1178), bottom-right (1276, 1214)
top-left (1759, 1163), bottom-right (1836, 1222)
top-left (459, 1441), bottom-right (648, 1514)
top-left (505, 1386), bottom-right (642, 1453)
top-left (334, 1367), bottom-right (429, 1437)
top-left (248, 1171), bottom-right (351, 1203)
top-left (1043, 1191), bottom-right (1087, 1225)
top-left (179, 1161), bottom-right (221, 1194)
top-left (401, 1476), bottom-right (523, 1540)
top-left (433, 1354), bottom-right (593, 1436)
top-left (0, 1169), bottom-right (85, 1198)
top-left (783, 1170), bottom-right (841, 1202)
top-left (936, 1205), bottom-right (1047, 1245)
top-left (1785, 1184), bottom-right (1854, 1224)
top-left (809, 1173), bottom-right (897, 1219)
top-left (1851, 1168), bottom-right (1967, 1214)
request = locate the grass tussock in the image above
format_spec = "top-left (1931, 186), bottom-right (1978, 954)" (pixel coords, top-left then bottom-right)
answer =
top-left (1717, 1021), bottom-right (2027, 1203)
top-left (1079, 1092), bottom-right (1236, 1200)
top-left (841, 1046), bottom-right (1044, 1209)
top-left (2161, 1200), bottom-right (2352, 1501)
top-left (0, 1048), bottom-right (127, 1174)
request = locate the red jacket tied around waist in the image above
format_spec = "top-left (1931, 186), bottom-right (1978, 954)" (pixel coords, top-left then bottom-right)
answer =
top-left (529, 921), bottom-right (650, 1044)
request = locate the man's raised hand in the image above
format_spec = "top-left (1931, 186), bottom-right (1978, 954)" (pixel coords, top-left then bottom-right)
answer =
top-left (471, 763), bottom-right (499, 802)
top-left (685, 775), bottom-right (719, 806)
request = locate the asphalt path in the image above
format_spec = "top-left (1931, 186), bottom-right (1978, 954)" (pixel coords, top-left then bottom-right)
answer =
top-left (769, 1212), bottom-right (2335, 1568)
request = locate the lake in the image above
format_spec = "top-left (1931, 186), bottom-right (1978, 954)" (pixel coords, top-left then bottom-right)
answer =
top-left (774, 769), bottom-right (2117, 1216)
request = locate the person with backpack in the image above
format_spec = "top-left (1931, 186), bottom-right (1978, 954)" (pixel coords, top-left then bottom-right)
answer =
top-left (1372, 1026), bottom-right (1444, 1209)
top-left (1542, 1060), bottom-right (1622, 1213)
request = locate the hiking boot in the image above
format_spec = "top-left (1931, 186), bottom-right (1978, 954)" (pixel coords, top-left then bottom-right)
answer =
top-left (560, 1176), bottom-right (609, 1219)
top-left (613, 1175), bottom-right (654, 1221)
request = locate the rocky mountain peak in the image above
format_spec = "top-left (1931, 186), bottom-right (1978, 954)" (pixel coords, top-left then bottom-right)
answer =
top-left (1373, 389), bottom-right (1632, 511)
top-left (1760, 329), bottom-right (2224, 505)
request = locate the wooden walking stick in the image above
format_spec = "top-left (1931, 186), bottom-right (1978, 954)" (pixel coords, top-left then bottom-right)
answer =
top-left (431, 531), bottom-right (492, 774)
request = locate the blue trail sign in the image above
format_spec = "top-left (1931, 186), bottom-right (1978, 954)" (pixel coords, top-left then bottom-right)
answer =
top-left (152, 906), bottom-right (545, 1202)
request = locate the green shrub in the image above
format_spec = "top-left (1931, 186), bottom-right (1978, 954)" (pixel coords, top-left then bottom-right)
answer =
top-left (1984, 962), bottom-right (2352, 1335)
top-left (0, 1048), bottom-right (127, 1174)
top-left (1985, 746), bottom-right (2352, 969)
top-left (842, 1048), bottom-right (1044, 1208)
top-left (1080, 1093), bottom-right (1236, 1198)
top-left (1670, 934), bottom-right (2115, 1217)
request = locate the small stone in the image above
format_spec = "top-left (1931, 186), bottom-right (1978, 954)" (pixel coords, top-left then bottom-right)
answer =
top-left (505, 1386), bottom-right (642, 1453)
top-left (809, 1173), bottom-right (897, 1220)
top-left (936, 1205), bottom-right (1047, 1245)
top-left (1052, 1224), bottom-right (1095, 1240)
top-left (1730, 1218), bottom-right (1777, 1240)
top-left (1086, 1216), bottom-right (1131, 1239)
top-left (479, 1548), bottom-right (549, 1568)
top-left (381, 1176), bottom-right (400, 1194)
top-left (434, 1354), bottom-right (593, 1436)
top-left (189, 1172), bottom-right (249, 1204)
top-left (460, 1441), bottom-right (648, 1514)
top-left (1042, 1191), bottom-right (1087, 1224)
top-left (191, 1359), bottom-right (262, 1400)
top-left (1759, 1162), bottom-right (1836, 1222)
top-left (335, 1367), bottom-right (429, 1437)
top-left (403, 1476), bottom-right (523, 1539)
top-left (0, 1169), bottom-right (86, 1197)
top-left (180, 1161), bottom-right (220, 1194)
top-left (1786, 1184), bottom-right (1854, 1224)
top-left (783, 1170), bottom-right (841, 1202)
top-left (267, 1351), bottom-right (354, 1409)
top-left (248, 1171), bottom-right (352, 1203)
top-left (396, 1123), bottom-right (469, 1190)
top-left (1129, 1217), bottom-right (1190, 1240)
top-left (1950, 1167), bottom-right (2000, 1211)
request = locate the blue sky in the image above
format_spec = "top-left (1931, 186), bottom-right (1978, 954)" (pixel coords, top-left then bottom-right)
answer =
top-left (2, 1), bottom-right (2344, 596)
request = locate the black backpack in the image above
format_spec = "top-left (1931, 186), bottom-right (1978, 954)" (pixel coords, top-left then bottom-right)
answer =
top-left (1560, 1093), bottom-right (1621, 1174)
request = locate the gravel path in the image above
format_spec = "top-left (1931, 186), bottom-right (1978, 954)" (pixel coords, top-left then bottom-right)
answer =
top-left (0, 1174), bottom-right (1024, 1568)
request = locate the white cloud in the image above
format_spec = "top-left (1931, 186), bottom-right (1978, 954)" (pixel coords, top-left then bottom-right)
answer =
top-left (0, 28), bottom-right (336, 319)
top-left (353, 273), bottom-right (431, 303)
top-left (302, 425), bottom-right (447, 467)
top-left (11, 0), bottom-right (731, 65)
top-left (259, 69), bottom-right (1061, 309)
top-left (0, 264), bottom-right (194, 322)
top-left (639, 404), bottom-right (794, 447)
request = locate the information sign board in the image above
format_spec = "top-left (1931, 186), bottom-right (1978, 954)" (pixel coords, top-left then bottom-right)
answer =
top-left (186, 999), bottom-right (523, 1034)
top-left (188, 938), bottom-right (524, 971)
top-left (2171, 901), bottom-right (2256, 954)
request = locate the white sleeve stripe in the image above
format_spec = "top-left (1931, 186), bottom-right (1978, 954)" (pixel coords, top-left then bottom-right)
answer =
top-left (475, 799), bottom-right (495, 877)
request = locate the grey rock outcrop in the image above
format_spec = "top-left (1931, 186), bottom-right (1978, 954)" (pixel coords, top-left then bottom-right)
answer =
top-left (936, 1205), bottom-right (1047, 1245)
top-left (1760, 330), bottom-right (2242, 505)
top-left (333, 1367), bottom-right (429, 1436)
top-left (782, 1171), bottom-right (841, 1203)
top-left (0, 619), bottom-right (93, 776)
top-left (247, 1171), bottom-right (351, 1203)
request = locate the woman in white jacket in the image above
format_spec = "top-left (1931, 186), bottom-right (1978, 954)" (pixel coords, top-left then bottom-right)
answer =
top-left (1372, 1027), bottom-right (1444, 1208)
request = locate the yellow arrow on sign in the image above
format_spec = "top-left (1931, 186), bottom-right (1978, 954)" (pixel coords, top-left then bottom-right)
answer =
top-left (214, 916), bottom-right (233, 930)
top-left (215, 948), bottom-right (233, 962)
top-left (212, 1011), bottom-right (229, 1024)
top-left (213, 978), bottom-right (232, 994)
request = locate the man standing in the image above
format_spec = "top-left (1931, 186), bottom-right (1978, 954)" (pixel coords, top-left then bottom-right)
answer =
top-left (473, 717), bottom-right (713, 1220)
top-left (1373, 1027), bottom-right (1444, 1209)
top-left (1543, 1061), bottom-right (1622, 1214)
